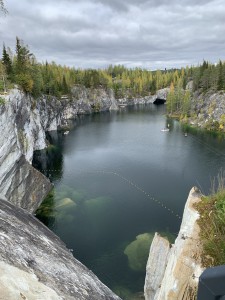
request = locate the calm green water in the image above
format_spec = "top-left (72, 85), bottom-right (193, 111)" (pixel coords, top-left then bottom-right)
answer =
top-left (34, 105), bottom-right (225, 299)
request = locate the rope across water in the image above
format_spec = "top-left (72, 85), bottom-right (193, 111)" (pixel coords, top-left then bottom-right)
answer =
top-left (37, 130), bottom-right (225, 222)
top-left (39, 168), bottom-right (182, 220)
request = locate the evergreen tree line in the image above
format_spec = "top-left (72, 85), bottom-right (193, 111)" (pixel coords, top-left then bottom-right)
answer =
top-left (0, 38), bottom-right (190, 99)
top-left (192, 60), bottom-right (225, 92)
top-left (0, 38), bottom-right (225, 104)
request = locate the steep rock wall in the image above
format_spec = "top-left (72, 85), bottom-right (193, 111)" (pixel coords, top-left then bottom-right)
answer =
top-left (0, 89), bottom-right (52, 212)
top-left (144, 187), bottom-right (204, 300)
top-left (190, 90), bottom-right (225, 130)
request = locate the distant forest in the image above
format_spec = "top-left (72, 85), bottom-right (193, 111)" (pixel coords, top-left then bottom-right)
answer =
top-left (1, 38), bottom-right (225, 113)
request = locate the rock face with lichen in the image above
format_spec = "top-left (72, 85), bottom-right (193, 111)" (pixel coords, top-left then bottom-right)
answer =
top-left (190, 90), bottom-right (225, 131)
top-left (144, 188), bottom-right (205, 300)
top-left (0, 197), bottom-right (121, 300)
top-left (176, 82), bottom-right (225, 131)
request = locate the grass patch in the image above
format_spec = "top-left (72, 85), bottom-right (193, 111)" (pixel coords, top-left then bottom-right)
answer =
top-left (195, 173), bottom-right (225, 267)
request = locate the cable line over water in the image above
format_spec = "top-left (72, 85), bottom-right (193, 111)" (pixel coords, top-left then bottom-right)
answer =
top-left (37, 128), bottom-right (225, 223)
top-left (39, 168), bottom-right (182, 220)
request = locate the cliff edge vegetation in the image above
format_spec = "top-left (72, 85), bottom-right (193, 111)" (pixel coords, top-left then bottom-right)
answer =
top-left (166, 60), bottom-right (225, 132)
top-left (2, 38), bottom-right (225, 135)
top-left (195, 173), bottom-right (225, 268)
top-left (145, 177), bottom-right (225, 300)
top-left (1, 38), bottom-right (190, 100)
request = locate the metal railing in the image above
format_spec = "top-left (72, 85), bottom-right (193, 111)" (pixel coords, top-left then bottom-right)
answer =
top-left (197, 265), bottom-right (225, 300)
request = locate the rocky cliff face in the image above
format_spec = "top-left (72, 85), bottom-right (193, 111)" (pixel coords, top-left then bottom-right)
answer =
top-left (144, 188), bottom-right (204, 300)
top-left (117, 88), bottom-right (169, 106)
top-left (190, 89), bottom-right (225, 130)
top-left (0, 196), bottom-right (121, 300)
top-left (0, 89), bottom-right (52, 213)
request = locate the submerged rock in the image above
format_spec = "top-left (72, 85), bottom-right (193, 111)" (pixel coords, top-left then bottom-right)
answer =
top-left (0, 196), bottom-right (121, 300)
top-left (56, 197), bottom-right (76, 209)
top-left (124, 233), bottom-right (154, 272)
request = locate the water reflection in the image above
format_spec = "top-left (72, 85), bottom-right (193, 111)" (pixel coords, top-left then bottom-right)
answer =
top-left (32, 131), bottom-right (64, 181)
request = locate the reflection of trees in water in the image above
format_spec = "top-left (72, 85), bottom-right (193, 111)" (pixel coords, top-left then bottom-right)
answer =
top-left (32, 131), bottom-right (64, 181)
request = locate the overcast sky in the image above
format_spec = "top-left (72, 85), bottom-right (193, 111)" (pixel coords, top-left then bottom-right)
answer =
top-left (0, 0), bottom-right (224, 70)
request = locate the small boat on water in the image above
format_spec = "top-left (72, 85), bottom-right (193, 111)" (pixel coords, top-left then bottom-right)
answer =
top-left (64, 131), bottom-right (69, 135)
top-left (184, 132), bottom-right (188, 137)
top-left (161, 128), bottom-right (169, 132)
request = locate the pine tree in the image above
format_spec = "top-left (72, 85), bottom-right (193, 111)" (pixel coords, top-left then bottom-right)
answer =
top-left (217, 60), bottom-right (224, 90)
top-left (15, 37), bottom-right (34, 93)
top-left (2, 44), bottom-right (12, 78)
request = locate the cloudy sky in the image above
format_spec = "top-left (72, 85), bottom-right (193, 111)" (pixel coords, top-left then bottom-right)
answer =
top-left (0, 0), bottom-right (224, 70)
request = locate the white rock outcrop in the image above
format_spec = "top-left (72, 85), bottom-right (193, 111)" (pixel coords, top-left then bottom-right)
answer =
top-left (0, 89), bottom-right (51, 212)
top-left (144, 233), bottom-right (170, 300)
top-left (0, 261), bottom-right (62, 300)
top-left (145, 187), bottom-right (204, 300)
top-left (156, 88), bottom-right (170, 101)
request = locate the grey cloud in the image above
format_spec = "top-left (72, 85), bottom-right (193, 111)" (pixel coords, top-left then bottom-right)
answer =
top-left (90, 0), bottom-right (216, 12)
top-left (0, 0), bottom-right (224, 70)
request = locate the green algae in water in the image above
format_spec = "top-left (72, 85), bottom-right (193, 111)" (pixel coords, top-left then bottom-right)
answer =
top-left (84, 196), bottom-right (112, 214)
top-left (55, 184), bottom-right (86, 204)
top-left (124, 231), bottom-right (176, 272)
top-left (37, 185), bottom-right (114, 228)
top-left (36, 189), bottom-right (57, 227)
top-left (36, 185), bottom-right (84, 226)
top-left (124, 233), bottom-right (154, 272)
top-left (89, 241), bottom-right (145, 299)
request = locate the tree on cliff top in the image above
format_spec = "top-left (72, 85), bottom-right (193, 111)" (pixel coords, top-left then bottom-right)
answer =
top-left (2, 44), bottom-right (13, 79)
top-left (14, 37), bottom-right (34, 93)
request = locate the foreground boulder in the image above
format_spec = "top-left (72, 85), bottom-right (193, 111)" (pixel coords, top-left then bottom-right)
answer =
top-left (0, 197), bottom-right (121, 300)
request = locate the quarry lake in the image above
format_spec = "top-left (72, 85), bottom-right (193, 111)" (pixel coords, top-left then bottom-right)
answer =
top-left (33, 104), bottom-right (225, 299)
